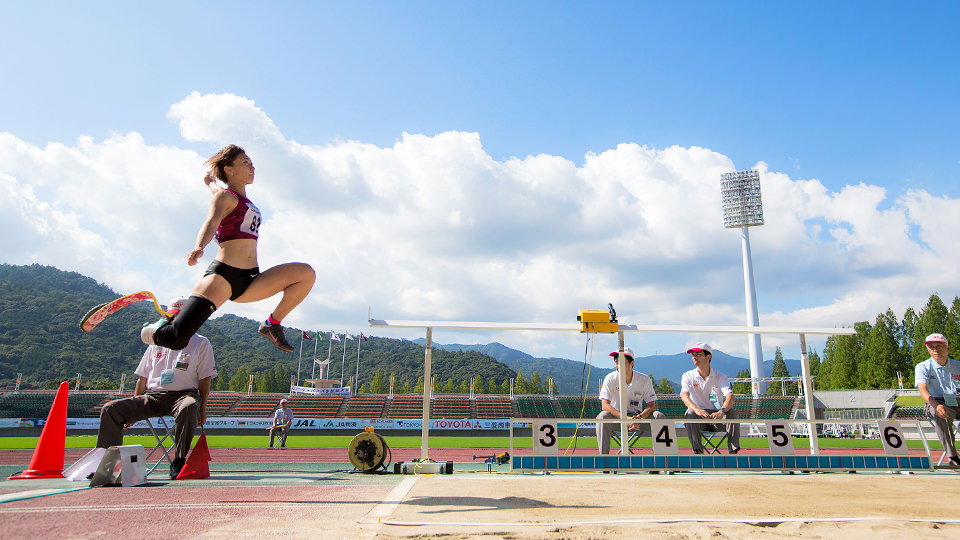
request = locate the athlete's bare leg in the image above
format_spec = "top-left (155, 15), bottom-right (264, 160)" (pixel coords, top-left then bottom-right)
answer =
top-left (234, 262), bottom-right (316, 320)
top-left (190, 273), bottom-right (233, 309)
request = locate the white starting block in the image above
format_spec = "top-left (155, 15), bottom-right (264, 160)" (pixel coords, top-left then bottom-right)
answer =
top-left (89, 445), bottom-right (148, 487)
top-left (65, 447), bottom-right (107, 482)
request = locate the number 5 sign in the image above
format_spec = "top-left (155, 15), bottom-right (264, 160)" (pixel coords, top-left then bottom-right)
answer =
top-left (876, 420), bottom-right (909, 455)
top-left (764, 421), bottom-right (795, 455)
top-left (532, 420), bottom-right (559, 455)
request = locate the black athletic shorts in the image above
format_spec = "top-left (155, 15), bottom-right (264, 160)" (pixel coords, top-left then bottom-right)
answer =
top-left (204, 260), bottom-right (260, 300)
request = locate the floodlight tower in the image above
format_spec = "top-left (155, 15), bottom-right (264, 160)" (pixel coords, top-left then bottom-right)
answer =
top-left (721, 169), bottom-right (766, 395)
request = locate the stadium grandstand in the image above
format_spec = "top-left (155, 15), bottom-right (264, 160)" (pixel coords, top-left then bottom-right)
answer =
top-left (0, 390), bottom-right (809, 421)
top-left (4, 388), bottom-right (936, 439)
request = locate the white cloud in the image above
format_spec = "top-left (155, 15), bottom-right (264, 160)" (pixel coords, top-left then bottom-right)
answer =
top-left (3, 92), bottom-right (960, 364)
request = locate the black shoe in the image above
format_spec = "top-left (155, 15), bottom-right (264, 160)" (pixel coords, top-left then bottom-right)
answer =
top-left (258, 321), bottom-right (294, 352)
top-left (170, 457), bottom-right (186, 480)
top-left (949, 456), bottom-right (960, 467)
top-left (730, 449), bottom-right (740, 455)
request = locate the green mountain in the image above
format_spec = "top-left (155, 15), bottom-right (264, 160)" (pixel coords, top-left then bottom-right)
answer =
top-left (418, 340), bottom-right (614, 395)
top-left (0, 264), bottom-right (515, 390)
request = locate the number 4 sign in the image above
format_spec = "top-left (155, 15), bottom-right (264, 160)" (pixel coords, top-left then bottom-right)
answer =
top-left (764, 421), bottom-right (795, 455)
top-left (876, 420), bottom-right (909, 455)
top-left (649, 419), bottom-right (679, 455)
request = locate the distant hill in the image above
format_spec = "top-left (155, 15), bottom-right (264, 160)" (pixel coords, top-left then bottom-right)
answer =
top-left (422, 341), bottom-right (804, 395)
top-left (0, 264), bottom-right (516, 390)
top-left (416, 340), bottom-right (614, 395)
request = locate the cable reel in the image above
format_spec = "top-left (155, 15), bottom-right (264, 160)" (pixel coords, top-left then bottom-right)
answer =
top-left (347, 429), bottom-right (390, 473)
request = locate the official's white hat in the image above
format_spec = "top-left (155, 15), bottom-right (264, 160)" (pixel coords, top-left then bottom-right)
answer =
top-left (166, 296), bottom-right (188, 316)
top-left (925, 333), bottom-right (948, 345)
top-left (279, 398), bottom-right (288, 404)
top-left (687, 342), bottom-right (713, 354)
top-left (609, 348), bottom-right (635, 361)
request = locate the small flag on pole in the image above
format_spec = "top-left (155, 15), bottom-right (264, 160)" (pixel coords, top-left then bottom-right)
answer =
top-left (344, 333), bottom-right (353, 340)
top-left (360, 333), bottom-right (368, 342)
top-left (316, 332), bottom-right (322, 341)
top-left (331, 332), bottom-right (341, 342)
top-left (302, 331), bottom-right (312, 340)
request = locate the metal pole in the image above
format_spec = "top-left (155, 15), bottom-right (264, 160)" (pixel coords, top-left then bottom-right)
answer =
top-left (340, 337), bottom-right (347, 387)
top-left (617, 330), bottom-right (630, 455)
top-left (326, 336), bottom-right (333, 382)
top-left (355, 336), bottom-right (362, 390)
top-left (741, 226), bottom-right (765, 395)
top-left (312, 332), bottom-right (319, 379)
top-left (421, 328), bottom-right (433, 460)
top-left (798, 333), bottom-right (820, 455)
top-left (297, 333), bottom-right (303, 386)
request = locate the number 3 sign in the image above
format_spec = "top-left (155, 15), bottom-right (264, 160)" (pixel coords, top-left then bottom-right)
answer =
top-left (532, 420), bottom-right (559, 455)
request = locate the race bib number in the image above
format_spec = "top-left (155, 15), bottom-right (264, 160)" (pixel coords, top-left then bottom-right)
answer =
top-left (649, 419), bottom-right (679, 455)
top-left (240, 203), bottom-right (262, 237)
top-left (877, 420), bottom-right (909, 455)
top-left (765, 421), bottom-right (795, 455)
top-left (532, 420), bottom-right (558, 455)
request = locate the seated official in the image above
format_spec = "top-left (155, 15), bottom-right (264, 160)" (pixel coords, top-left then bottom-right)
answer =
top-left (269, 398), bottom-right (294, 448)
top-left (916, 333), bottom-right (960, 466)
top-left (680, 342), bottom-right (740, 454)
top-left (97, 297), bottom-right (217, 478)
top-left (596, 347), bottom-right (665, 454)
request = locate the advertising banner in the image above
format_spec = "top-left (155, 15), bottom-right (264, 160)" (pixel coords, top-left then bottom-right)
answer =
top-left (289, 385), bottom-right (351, 395)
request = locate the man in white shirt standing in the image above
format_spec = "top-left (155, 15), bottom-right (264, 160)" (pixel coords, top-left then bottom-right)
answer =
top-left (97, 296), bottom-right (217, 479)
top-left (915, 333), bottom-right (960, 466)
top-left (596, 347), bottom-right (665, 454)
top-left (680, 342), bottom-right (740, 454)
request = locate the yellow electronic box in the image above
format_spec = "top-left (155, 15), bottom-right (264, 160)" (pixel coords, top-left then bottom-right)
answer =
top-left (577, 308), bottom-right (619, 333)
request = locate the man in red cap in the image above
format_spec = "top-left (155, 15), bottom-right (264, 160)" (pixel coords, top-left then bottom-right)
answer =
top-left (97, 296), bottom-right (218, 479)
top-left (915, 333), bottom-right (960, 466)
top-left (596, 347), bottom-right (665, 454)
top-left (680, 342), bottom-right (740, 454)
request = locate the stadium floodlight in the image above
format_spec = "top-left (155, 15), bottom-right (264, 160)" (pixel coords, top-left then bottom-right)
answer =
top-left (722, 170), bottom-right (764, 228)
top-left (721, 169), bottom-right (765, 396)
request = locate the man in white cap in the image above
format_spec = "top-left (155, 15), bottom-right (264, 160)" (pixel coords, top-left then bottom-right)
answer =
top-left (915, 333), bottom-right (960, 466)
top-left (596, 347), bottom-right (665, 454)
top-left (97, 296), bottom-right (217, 479)
top-left (269, 398), bottom-right (294, 448)
top-left (680, 342), bottom-right (740, 454)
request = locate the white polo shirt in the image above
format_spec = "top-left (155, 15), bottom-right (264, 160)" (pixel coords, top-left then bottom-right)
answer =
top-left (680, 367), bottom-right (732, 410)
top-left (135, 334), bottom-right (217, 392)
top-left (599, 369), bottom-right (657, 415)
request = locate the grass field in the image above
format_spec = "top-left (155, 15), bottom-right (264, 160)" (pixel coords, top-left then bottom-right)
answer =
top-left (0, 434), bottom-right (943, 451)
top-left (896, 395), bottom-right (926, 406)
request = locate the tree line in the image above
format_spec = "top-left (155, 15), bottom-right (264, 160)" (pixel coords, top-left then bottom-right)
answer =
top-left (728, 293), bottom-right (960, 394)
top-left (208, 365), bottom-right (557, 395)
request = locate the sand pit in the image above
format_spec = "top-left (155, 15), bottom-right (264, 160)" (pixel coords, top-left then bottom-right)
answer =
top-left (371, 472), bottom-right (960, 539)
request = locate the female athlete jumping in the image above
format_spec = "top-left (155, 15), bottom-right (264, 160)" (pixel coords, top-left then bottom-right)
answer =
top-left (142, 144), bottom-right (316, 353)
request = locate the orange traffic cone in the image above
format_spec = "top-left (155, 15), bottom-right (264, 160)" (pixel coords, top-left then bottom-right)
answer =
top-left (9, 381), bottom-right (69, 480)
top-left (175, 432), bottom-right (211, 480)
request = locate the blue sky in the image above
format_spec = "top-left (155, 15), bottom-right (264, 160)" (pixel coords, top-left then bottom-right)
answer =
top-left (2, 2), bottom-right (959, 371)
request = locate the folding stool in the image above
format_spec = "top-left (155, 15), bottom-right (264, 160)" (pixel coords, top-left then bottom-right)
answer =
top-left (145, 416), bottom-right (176, 475)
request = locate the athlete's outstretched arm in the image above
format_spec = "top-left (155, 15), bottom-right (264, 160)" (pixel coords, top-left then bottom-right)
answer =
top-left (187, 190), bottom-right (238, 266)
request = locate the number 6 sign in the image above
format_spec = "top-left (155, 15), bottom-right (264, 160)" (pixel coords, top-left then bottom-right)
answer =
top-left (876, 420), bottom-right (909, 455)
